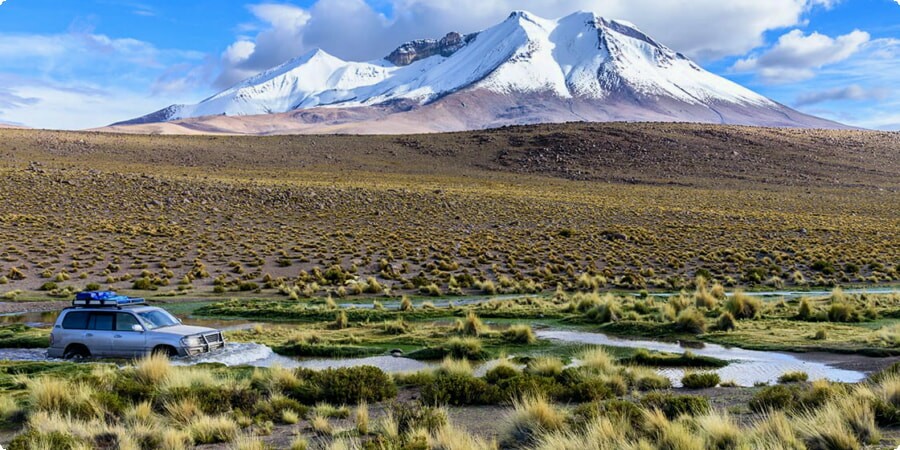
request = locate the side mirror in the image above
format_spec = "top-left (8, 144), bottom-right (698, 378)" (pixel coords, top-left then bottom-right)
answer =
top-left (132, 324), bottom-right (145, 332)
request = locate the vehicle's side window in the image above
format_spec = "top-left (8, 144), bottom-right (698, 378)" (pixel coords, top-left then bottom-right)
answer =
top-left (87, 312), bottom-right (115, 331)
top-left (116, 313), bottom-right (141, 331)
top-left (61, 311), bottom-right (89, 330)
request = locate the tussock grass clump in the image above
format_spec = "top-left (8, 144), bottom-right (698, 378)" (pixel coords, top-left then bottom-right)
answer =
top-left (641, 392), bottom-right (710, 418)
top-left (445, 336), bottom-right (485, 360)
top-left (715, 311), bottom-right (736, 331)
top-left (310, 414), bottom-right (333, 436)
top-left (355, 401), bottom-right (369, 435)
top-left (797, 297), bottom-right (814, 320)
top-left (778, 371), bottom-right (809, 384)
top-left (626, 366), bottom-right (673, 391)
top-left (502, 324), bottom-right (536, 344)
top-left (456, 311), bottom-right (488, 336)
top-left (696, 410), bottom-right (744, 450)
top-left (681, 372), bottom-right (720, 389)
top-left (429, 423), bottom-right (497, 450)
top-left (27, 377), bottom-right (101, 420)
top-left (436, 358), bottom-right (474, 378)
top-left (134, 353), bottom-right (172, 384)
top-left (526, 357), bottom-right (564, 378)
top-left (579, 347), bottom-right (615, 373)
top-left (188, 415), bottom-right (238, 444)
top-left (725, 291), bottom-right (762, 319)
top-left (503, 395), bottom-right (566, 446)
top-left (674, 307), bottom-right (707, 333)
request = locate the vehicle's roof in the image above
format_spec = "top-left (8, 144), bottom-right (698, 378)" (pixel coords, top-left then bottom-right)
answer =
top-left (65, 305), bottom-right (159, 313)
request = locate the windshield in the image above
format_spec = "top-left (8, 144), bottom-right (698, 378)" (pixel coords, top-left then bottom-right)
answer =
top-left (137, 310), bottom-right (180, 330)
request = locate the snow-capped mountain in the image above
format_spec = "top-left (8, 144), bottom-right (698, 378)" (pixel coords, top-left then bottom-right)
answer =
top-left (117, 11), bottom-right (842, 133)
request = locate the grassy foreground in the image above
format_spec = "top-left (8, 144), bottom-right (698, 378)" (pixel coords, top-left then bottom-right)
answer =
top-left (0, 351), bottom-right (897, 449)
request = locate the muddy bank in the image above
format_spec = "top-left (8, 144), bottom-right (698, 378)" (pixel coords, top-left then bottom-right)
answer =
top-left (795, 351), bottom-right (900, 374)
top-left (0, 301), bottom-right (69, 315)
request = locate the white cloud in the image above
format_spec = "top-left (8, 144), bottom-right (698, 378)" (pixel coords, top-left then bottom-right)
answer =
top-left (0, 30), bottom-right (207, 129)
top-left (732, 29), bottom-right (870, 82)
top-left (794, 84), bottom-right (890, 106)
top-left (211, 0), bottom-right (830, 88)
top-left (0, 0), bottom-right (7, 6)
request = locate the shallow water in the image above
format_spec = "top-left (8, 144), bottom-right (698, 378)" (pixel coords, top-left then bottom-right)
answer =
top-left (536, 329), bottom-right (867, 387)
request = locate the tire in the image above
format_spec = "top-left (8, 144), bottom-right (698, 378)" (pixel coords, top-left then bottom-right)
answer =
top-left (151, 345), bottom-right (178, 358)
top-left (63, 344), bottom-right (90, 360)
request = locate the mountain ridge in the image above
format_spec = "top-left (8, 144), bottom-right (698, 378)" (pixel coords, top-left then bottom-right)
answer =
top-left (112, 10), bottom-right (845, 134)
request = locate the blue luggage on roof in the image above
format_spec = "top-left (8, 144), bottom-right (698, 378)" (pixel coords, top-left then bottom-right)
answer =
top-left (75, 291), bottom-right (116, 301)
top-left (73, 291), bottom-right (146, 307)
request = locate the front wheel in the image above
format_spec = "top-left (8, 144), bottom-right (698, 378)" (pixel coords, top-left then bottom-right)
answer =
top-left (151, 345), bottom-right (178, 358)
top-left (63, 344), bottom-right (91, 360)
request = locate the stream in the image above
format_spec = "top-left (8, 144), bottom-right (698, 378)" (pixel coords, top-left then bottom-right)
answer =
top-left (1, 288), bottom-right (896, 386)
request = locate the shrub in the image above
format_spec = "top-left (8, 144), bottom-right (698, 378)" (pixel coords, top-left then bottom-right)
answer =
top-left (297, 366), bottom-right (397, 405)
top-left (399, 296), bottom-right (413, 311)
top-left (750, 385), bottom-right (799, 412)
top-left (681, 372), bottom-right (720, 389)
top-left (420, 373), bottom-right (498, 406)
top-left (640, 392), bottom-right (709, 419)
top-left (778, 371), bottom-right (809, 383)
top-left (39, 281), bottom-right (58, 291)
top-left (132, 277), bottom-right (157, 290)
top-left (724, 291), bottom-right (762, 319)
top-left (484, 362), bottom-right (519, 384)
top-left (674, 308), bottom-right (707, 333)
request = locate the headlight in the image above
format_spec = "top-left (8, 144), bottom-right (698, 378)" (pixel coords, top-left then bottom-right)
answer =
top-left (181, 336), bottom-right (202, 347)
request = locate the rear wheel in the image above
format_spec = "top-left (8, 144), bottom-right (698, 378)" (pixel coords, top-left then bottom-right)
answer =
top-left (63, 344), bottom-right (90, 360)
top-left (151, 345), bottom-right (178, 358)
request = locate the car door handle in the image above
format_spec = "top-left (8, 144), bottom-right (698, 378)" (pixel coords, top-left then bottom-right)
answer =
top-left (85, 333), bottom-right (94, 337)
top-left (114, 334), bottom-right (123, 338)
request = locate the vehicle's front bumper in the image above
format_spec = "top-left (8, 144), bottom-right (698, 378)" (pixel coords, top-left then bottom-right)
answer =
top-left (181, 332), bottom-right (226, 357)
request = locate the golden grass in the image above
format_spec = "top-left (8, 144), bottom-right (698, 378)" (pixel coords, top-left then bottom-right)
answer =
top-left (134, 353), bottom-right (172, 384)
top-left (429, 423), bottom-right (498, 450)
top-left (437, 357), bottom-right (474, 378)
top-left (188, 415), bottom-right (239, 444)
top-left (310, 414), bottom-right (333, 436)
top-left (503, 395), bottom-right (566, 446)
top-left (578, 346), bottom-right (615, 374)
top-left (526, 357), bottom-right (564, 378)
top-left (355, 401), bottom-right (370, 435)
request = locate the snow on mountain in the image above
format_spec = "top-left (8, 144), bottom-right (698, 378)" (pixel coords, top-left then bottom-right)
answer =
top-left (118, 11), bottom-right (842, 131)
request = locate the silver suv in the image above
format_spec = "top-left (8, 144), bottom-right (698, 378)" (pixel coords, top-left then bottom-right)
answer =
top-left (48, 292), bottom-right (225, 359)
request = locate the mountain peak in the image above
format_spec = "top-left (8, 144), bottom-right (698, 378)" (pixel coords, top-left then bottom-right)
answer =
top-left (118, 11), bottom-right (843, 131)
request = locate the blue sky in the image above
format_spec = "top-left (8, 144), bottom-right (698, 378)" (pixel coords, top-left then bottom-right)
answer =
top-left (0, 0), bottom-right (898, 129)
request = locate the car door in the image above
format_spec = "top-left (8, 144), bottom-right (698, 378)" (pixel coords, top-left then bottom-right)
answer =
top-left (85, 312), bottom-right (115, 356)
top-left (112, 312), bottom-right (147, 358)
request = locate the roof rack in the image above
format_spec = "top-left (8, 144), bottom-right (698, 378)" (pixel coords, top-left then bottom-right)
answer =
top-left (72, 291), bottom-right (146, 308)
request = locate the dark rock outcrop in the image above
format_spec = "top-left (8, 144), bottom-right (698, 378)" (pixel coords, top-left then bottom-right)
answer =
top-left (386, 32), bottom-right (476, 66)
